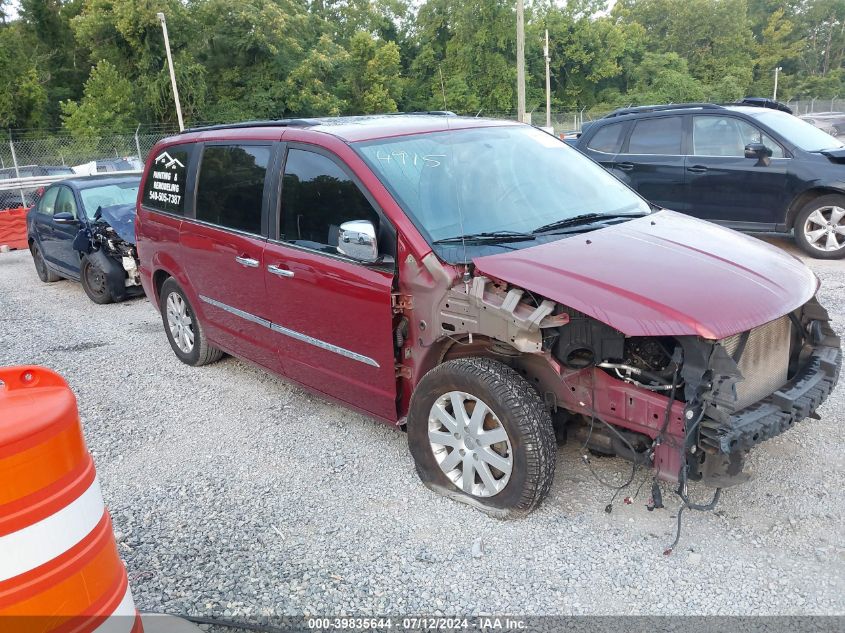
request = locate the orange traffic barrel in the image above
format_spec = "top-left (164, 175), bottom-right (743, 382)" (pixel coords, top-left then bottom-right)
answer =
top-left (0, 366), bottom-right (142, 633)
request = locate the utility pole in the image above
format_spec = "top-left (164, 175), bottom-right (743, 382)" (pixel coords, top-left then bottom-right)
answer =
top-left (544, 29), bottom-right (551, 129)
top-left (516, 0), bottom-right (526, 123)
top-left (773, 66), bottom-right (782, 101)
top-left (157, 12), bottom-right (184, 132)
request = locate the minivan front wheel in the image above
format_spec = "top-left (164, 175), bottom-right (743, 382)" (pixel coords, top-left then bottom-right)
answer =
top-left (407, 358), bottom-right (556, 518)
top-left (159, 277), bottom-right (223, 366)
top-left (794, 194), bottom-right (845, 259)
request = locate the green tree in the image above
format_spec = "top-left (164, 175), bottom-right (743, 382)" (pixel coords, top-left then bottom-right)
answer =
top-left (0, 22), bottom-right (49, 128)
top-left (627, 52), bottom-right (708, 103)
top-left (61, 60), bottom-right (138, 136)
top-left (751, 8), bottom-right (802, 96)
top-left (283, 35), bottom-right (348, 115)
top-left (614, 0), bottom-right (754, 89)
top-left (341, 31), bottom-right (403, 113)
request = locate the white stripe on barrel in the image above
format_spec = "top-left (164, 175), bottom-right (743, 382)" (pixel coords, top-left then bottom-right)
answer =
top-left (0, 478), bottom-right (104, 582)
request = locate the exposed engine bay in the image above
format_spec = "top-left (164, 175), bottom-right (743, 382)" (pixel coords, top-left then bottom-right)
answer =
top-left (88, 222), bottom-right (141, 287)
top-left (425, 274), bottom-right (842, 490)
top-left (72, 203), bottom-right (141, 300)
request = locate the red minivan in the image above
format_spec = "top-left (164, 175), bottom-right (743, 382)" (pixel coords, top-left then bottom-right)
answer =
top-left (136, 115), bottom-right (840, 517)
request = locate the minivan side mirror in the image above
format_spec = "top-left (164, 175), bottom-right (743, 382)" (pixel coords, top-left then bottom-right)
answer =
top-left (337, 220), bottom-right (379, 263)
top-left (744, 143), bottom-right (772, 161)
top-left (53, 212), bottom-right (78, 224)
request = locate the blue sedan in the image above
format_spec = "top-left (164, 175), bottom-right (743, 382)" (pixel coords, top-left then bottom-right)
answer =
top-left (26, 175), bottom-right (142, 304)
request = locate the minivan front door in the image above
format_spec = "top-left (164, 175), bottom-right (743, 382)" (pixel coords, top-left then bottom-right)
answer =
top-left (263, 146), bottom-right (397, 421)
top-left (685, 115), bottom-right (787, 227)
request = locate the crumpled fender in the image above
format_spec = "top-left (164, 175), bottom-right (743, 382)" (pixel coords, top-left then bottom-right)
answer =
top-left (85, 248), bottom-right (128, 302)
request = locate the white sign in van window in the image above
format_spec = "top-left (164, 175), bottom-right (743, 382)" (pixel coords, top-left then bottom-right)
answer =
top-left (143, 148), bottom-right (189, 214)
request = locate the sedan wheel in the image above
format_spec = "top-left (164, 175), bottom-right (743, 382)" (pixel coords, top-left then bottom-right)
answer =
top-left (80, 256), bottom-right (114, 304)
top-left (795, 195), bottom-right (845, 259)
top-left (30, 245), bottom-right (60, 283)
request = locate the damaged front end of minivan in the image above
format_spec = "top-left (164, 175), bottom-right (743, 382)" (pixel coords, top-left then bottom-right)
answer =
top-left (398, 245), bottom-right (841, 496)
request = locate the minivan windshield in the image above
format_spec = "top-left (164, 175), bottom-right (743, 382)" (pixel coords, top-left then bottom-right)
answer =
top-left (751, 110), bottom-right (845, 152)
top-left (355, 125), bottom-right (650, 255)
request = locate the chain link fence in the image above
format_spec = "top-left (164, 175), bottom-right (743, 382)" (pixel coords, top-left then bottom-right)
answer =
top-left (0, 127), bottom-right (178, 211)
top-left (0, 128), bottom-right (177, 174)
top-left (785, 98), bottom-right (845, 115)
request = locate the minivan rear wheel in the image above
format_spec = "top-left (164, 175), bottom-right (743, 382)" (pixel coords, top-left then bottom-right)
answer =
top-left (407, 358), bottom-right (556, 518)
top-left (793, 194), bottom-right (845, 259)
top-left (159, 277), bottom-right (223, 366)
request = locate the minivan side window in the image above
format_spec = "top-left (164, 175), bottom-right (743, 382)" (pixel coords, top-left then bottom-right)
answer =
top-left (195, 145), bottom-right (271, 235)
top-left (587, 122), bottom-right (626, 154)
top-left (142, 144), bottom-right (193, 215)
top-left (626, 116), bottom-right (683, 155)
top-left (281, 148), bottom-right (380, 254)
top-left (38, 187), bottom-right (60, 216)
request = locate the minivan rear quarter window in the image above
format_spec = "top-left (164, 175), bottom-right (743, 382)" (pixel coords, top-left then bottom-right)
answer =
top-left (142, 144), bottom-right (192, 215)
top-left (196, 144), bottom-right (271, 235)
top-left (627, 116), bottom-right (683, 155)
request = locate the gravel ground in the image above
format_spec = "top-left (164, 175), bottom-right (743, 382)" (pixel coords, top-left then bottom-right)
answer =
top-left (1, 235), bottom-right (843, 621)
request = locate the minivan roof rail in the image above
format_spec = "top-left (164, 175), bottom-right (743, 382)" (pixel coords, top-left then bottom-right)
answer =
top-left (604, 103), bottom-right (725, 118)
top-left (183, 119), bottom-right (316, 133)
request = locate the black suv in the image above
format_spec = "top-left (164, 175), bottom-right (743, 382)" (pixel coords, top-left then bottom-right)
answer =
top-left (572, 103), bottom-right (845, 259)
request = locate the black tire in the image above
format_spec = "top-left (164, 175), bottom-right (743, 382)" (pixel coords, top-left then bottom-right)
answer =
top-left (407, 357), bottom-right (556, 518)
top-left (30, 244), bottom-right (60, 283)
top-left (159, 277), bottom-right (223, 367)
top-left (80, 255), bottom-right (115, 304)
top-left (793, 194), bottom-right (845, 259)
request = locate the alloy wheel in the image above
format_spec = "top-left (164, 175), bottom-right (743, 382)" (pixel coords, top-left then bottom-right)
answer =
top-left (803, 205), bottom-right (845, 252)
top-left (166, 291), bottom-right (195, 354)
top-left (427, 391), bottom-right (513, 497)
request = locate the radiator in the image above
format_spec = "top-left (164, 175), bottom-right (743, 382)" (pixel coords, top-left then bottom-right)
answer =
top-left (720, 316), bottom-right (792, 410)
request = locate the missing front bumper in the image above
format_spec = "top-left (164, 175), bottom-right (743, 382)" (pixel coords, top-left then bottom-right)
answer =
top-left (699, 344), bottom-right (841, 455)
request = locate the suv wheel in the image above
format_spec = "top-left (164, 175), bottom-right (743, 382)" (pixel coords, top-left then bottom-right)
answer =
top-left (81, 255), bottom-right (115, 304)
top-left (159, 277), bottom-right (223, 366)
top-left (794, 194), bottom-right (845, 259)
top-left (31, 244), bottom-right (60, 283)
top-left (407, 358), bottom-right (556, 518)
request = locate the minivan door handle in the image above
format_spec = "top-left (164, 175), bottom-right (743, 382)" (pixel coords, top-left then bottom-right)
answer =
top-left (234, 255), bottom-right (259, 268)
top-left (267, 264), bottom-right (295, 278)
top-left (616, 162), bottom-right (634, 171)
top-left (687, 165), bottom-right (708, 173)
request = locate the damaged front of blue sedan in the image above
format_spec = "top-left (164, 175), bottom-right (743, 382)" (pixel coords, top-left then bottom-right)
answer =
top-left (26, 175), bottom-right (143, 304)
